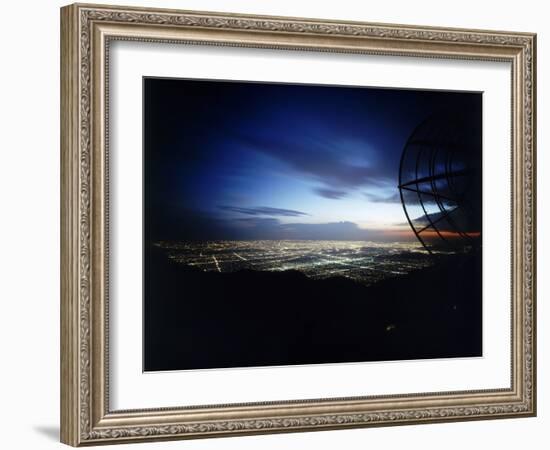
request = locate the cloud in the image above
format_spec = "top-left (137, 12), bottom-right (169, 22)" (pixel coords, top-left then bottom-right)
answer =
top-left (364, 191), bottom-right (401, 203)
top-left (229, 217), bottom-right (371, 240)
top-left (394, 211), bottom-right (447, 232)
top-left (314, 188), bottom-right (347, 199)
top-left (281, 221), bottom-right (367, 240)
top-left (411, 211), bottom-right (446, 228)
top-left (236, 134), bottom-right (393, 197)
top-left (219, 205), bottom-right (308, 217)
top-left (409, 209), bottom-right (479, 233)
top-left (227, 219), bottom-right (415, 241)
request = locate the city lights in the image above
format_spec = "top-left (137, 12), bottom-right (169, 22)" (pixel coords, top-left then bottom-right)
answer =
top-left (155, 240), bottom-right (436, 287)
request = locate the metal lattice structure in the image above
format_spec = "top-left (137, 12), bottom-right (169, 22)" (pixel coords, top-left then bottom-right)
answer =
top-left (398, 110), bottom-right (482, 253)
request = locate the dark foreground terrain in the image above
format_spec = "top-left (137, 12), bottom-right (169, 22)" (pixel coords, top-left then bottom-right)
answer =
top-left (144, 244), bottom-right (482, 371)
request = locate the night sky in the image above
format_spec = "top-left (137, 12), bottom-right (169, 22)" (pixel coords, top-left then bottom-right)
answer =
top-left (144, 78), bottom-right (481, 242)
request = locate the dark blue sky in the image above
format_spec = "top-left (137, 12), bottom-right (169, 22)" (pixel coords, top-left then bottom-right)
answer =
top-left (144, 78), bottom-right (480, 241)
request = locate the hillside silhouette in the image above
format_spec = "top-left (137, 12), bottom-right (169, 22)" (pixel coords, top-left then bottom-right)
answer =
top-left (144, 244), bottom-right (482, 371)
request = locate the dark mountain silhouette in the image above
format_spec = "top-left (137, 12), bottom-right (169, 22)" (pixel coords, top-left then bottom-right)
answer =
top-left (144, 244), bottom-right (482, 371)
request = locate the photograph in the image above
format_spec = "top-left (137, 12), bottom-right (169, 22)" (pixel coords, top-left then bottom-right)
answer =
top-left (143, 78), bottom-right (483, 371)
top-left (57, 2), bottom-right (536, 446)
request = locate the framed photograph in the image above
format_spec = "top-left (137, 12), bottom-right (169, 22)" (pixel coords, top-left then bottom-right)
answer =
top-left (60, 3), bottom-right (536, 446)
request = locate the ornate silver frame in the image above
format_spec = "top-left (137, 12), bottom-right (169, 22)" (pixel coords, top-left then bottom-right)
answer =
top-left (60, 3), bottom-right (536, 446)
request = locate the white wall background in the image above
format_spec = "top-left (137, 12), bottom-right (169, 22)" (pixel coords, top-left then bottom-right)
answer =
top-left (0, 1), bottom-right (545, 449)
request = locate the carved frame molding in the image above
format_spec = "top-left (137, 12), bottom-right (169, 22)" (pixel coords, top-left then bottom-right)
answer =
top-left (61, 3), bottom-right (536, 446)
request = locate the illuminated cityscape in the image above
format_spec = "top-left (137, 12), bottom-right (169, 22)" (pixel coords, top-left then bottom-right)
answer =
top-left (155, 240), bottom-right (436, 287)
top-left (143, 79), bottom-right (483, 371)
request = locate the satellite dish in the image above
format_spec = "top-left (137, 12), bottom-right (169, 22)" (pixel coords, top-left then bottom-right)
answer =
top-left (398, 109), bottom-right (482, 253)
